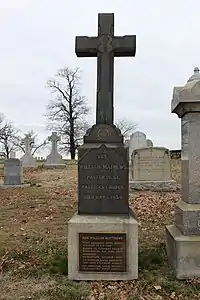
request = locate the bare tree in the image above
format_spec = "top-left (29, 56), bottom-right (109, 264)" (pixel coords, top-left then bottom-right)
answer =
top-left (13, 130), bottom-right (47, 155)
top-left (115, 118), bottom-right (137, 138)
top-left (45, 67), bottom-right (90, 159)
top-left (0, 115), bottom-right (19, 158)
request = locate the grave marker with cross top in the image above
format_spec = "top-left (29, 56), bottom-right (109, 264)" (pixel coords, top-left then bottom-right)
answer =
top-left (76, 13), bottom-right (136, 125)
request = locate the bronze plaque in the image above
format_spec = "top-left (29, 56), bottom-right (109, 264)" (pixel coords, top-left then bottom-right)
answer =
top-left (79, 233), bottom-right (126, 272)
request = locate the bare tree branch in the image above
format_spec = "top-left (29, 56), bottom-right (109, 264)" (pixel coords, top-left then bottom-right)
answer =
top-left (115, 118), bottom-right (137, 138)
top-left (0, 115), bottom-right (19, 158)
top-left (13, 130), bottom-right (47, 155)
top-left (45, 67), bottom-right (90, 159)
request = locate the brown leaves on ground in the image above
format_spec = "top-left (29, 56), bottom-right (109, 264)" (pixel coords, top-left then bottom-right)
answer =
top-left (0, 161), bottom-right (200, 300)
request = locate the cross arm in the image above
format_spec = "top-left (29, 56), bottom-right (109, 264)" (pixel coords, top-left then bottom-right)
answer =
top-left (113, 35), bottom-right (136, 57)
top-left (75, 36), bottom-right (99, 57)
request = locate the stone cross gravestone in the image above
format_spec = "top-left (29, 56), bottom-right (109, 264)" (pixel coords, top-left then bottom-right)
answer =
top-left (166, 67), bottom-right (200, 279)
top-left (129, 131), bottom-right (147, 161)
top-left (20, 135), bottom-right (37, 167)
top-left (130, 147), bottom-right (177, 191)
top-left (44, 132), bottom-right (65, 168)
top-left (68, 13), bottom-right (138, 281)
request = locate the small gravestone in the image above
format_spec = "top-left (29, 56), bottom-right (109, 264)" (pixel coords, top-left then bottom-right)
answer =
top-left (20, 135), bottom-right (37, 168)
top-left (130, 147), bottom-right (177, 191)
top-left (129, 131), bottom-right (147, 161)
top-left (0, 158), bottom-right (30, 188)
top-left (68, 13), bottom-right (138, 281)
top-left (10, 151), bottom-right (16, 158)
top-left (166, 67), bottom-right (200, 279)
top-left (44, 132), bottom-right (65, 168)
top-left (147, 139), bottom-right (153, 147)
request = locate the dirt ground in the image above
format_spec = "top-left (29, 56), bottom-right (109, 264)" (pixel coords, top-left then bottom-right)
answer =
top-left (0, 159), bottom-right (200, 300)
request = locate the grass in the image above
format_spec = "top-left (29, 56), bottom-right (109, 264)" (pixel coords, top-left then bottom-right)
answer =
top-left (0, 158), bottom-right (199, 300)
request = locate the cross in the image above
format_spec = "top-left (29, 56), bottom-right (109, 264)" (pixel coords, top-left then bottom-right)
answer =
top-left (48, 132), bottom-right (60, 154)
top-left (23, 135), bottom-right (34, 153)
top-left (76, 13), bottom-right (136, 125)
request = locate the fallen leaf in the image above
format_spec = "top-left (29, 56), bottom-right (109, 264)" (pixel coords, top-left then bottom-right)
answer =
top-left (154, 285), bottom-right (162, 290)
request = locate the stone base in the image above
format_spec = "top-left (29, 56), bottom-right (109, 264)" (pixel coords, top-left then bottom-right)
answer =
top-left (0, 183), bottom-right (31, 189)
top-left (43, 164), bottom-right (66, 169)
top-left (68, 211), bottom-right (138, 280)
top-left (129, 180), bottom-right (178, 192)
top-left (165, 225), bottom-right (200, 279)
top-left (21, 154), bottom-right (37, 168)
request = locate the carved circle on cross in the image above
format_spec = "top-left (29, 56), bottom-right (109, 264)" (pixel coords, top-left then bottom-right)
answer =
top-left (99, 34), bottom-right (113, 53)
top-left (97, 127), bottom-right (111, 140)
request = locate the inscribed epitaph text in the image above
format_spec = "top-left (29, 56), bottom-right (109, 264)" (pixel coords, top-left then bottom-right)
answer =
top-left (79, 233), bottom-right (126, 272)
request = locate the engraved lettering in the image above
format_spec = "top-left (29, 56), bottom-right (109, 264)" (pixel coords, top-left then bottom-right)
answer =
top-left (79, 233), bottom-right (126, 272)
top-left (83, 195), bottom-right (123, 200)
top-left (81, 184), bottom-right (123, 190)
top-left (96, 154), bottom-right (108, 159)
top-left (85, 175), bottom-right (120, 180)
top-left (78, 146), bottom-right (129, 214)
top-left (79, 164), bottom-right (127, 170)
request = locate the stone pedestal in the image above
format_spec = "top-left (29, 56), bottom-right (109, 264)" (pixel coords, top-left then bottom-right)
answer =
top-left (21, 153), bottom-right (37, 168)
top-left (68, 124), bottom-right (138, 280)
top-left (130, 180), bottom-right (178, 192)
top-left (165, 68), bottom-right (200, 279)
top-left (68, 212), bottom-right (138, 280)
top-left (166, 225), bottom-right (200, 279)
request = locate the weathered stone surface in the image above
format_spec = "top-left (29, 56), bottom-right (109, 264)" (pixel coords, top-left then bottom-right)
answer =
top-left (78, 144), bottom-right (129, 214)
top-left (84, 124), bottom-right (123, 144)
top-left (76, 13), bottom-right (136, 125)
top-left (129, 131), bottom-right (147, 161)
top-left (181, 113), bottom-right (200, 204)
top-left (171, 68), bottom-right (200, 117)
top-left (44, 132), bottom-right (65, 167)
top-left (4, 158), bottom-right (22, 185)
top-left (20, 135), bottom-right (37, 168)
top-left (21, 153), bottom-right (37, 168)
top-left (0, 158), bottom-right (30, 188)
top-left (131, 147), bottom-right (172, 181)
top-left (129, 180), bottom-right (179, 192)
top-left (166, 67), bottom-right (200, 279)
top-left (175, 200), bottom-right (200, 235)
top-left (68, 212), bottom-right (138, 280)
top-left (166, 225), bottom-right (200, 279)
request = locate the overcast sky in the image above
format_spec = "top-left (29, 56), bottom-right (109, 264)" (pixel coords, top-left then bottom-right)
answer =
top-left (0, 0), bottom-right (199, 152)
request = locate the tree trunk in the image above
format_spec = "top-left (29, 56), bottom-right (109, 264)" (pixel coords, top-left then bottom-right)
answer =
top-left (70, 142), bottom-right (76, 159)
top-left (5, 146), bottom-right (9, 159)
top-left (69, 124), bottom-right (76, 159)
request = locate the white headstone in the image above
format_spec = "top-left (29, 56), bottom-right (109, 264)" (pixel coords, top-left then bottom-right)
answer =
top-left (44, 132), bottom-right (65, 167)
top-left (10, 151), bottom-right (16, 158)
top-left (20, 135), bottom-right (37, 167)
top-left (131, 147), bottom-right (171, 181)
top-left (129, 131), bottom-right (147, 161)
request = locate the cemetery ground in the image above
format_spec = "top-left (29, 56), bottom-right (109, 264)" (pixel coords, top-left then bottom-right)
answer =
top-left (0, 159), bottom-right (200, 300)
